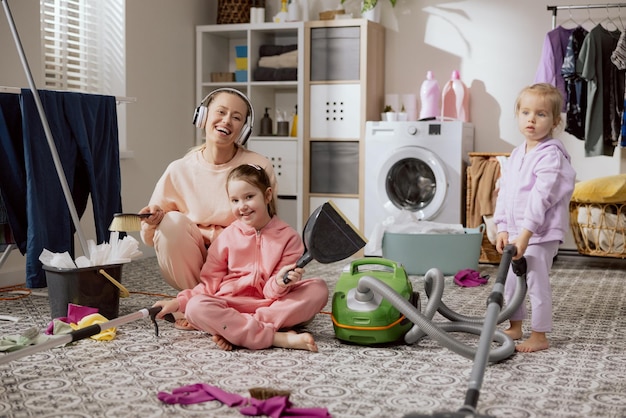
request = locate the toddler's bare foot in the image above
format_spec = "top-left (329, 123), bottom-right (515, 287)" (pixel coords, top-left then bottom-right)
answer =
top-left (212, 334), bottom-right (233, 351)
top-left (273, 331), bottom-right (318, 352)
top-left (515, 331), bottom-right (549, 353)
top-left (504, 320), bottom-right (523, 340)
top-left (503, 327), bottom-right (523, 340)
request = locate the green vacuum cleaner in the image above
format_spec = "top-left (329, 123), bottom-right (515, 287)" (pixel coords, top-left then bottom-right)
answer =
top-left (332, 257), bottom-right (418, 345)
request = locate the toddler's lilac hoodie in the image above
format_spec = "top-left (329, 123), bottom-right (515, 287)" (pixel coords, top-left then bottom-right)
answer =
top-left (493, 138), bottom-right (576, 244)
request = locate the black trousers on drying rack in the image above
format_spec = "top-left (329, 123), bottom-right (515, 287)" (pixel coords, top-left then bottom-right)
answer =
top-left (0, 89), bottom-right (122, 288)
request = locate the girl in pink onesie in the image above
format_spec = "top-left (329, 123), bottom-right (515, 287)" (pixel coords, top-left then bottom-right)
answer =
top-left (494, 83), bottom-right (576, 353)
top-left (153, 164), bottom-right (329, 352)
top-left (139, 89), bottom-right (277, 292)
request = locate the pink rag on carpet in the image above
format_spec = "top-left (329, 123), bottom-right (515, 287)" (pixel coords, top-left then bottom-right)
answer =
top-left (157, 383), bottom-right (331, 417)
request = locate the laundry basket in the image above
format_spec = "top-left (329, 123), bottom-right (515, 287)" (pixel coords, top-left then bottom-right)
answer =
top-left (569, 201), bottom-right (626, 258)
top-left (568, 174), bottom-right (626, 258)
top-left (466, 152), bottom-right (509, 264)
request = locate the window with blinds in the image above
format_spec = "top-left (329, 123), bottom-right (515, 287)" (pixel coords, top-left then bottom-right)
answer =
top-left (40, 0), bottom-right (130, 154)
top-left (40, 0), bottom-right (125, 94)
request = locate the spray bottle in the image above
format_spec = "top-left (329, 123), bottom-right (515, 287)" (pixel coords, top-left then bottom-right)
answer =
top-left (441, 70), bottom-right (470, 122)
top-left (419, 71), bottom-right (440, 120)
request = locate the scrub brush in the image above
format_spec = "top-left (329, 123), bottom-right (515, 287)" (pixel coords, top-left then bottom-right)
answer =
top-left (248, 387), bottom-right (291, 400)
top-left (108, 213), bottom-right (152, 232)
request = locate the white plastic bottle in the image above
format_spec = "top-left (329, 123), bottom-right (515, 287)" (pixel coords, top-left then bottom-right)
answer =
top-left (419, 71), bottom-right (440, 120)
top-left (441, 70), bottom-right (470, 122)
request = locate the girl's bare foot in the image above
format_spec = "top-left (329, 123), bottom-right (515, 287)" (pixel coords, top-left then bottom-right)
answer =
top-left (273, 331), bottom-right (318, 352)
top-left (212, 334), bottom-right (233, 351)
top-left (503, 320), bottom-right (523, 340)
top-left (515, 331), bottom-right (549, 353)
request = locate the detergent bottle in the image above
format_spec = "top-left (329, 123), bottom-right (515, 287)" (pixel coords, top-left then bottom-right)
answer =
top-left (441, 70), bottom-right (470, 122)
top-left (418, 71), bottom-right (440, 120)
top-left (274, 0), bottom-right (289, 23)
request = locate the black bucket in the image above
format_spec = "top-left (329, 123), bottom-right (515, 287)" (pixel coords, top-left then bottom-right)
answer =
top-left (43, 264), bottom-right (123, 320)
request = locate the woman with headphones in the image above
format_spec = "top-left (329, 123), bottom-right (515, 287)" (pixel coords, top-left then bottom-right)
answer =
top-left (139, 88), bottom-right (277, 294)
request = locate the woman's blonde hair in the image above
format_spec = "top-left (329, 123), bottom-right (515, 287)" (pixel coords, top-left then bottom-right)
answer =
top-left (514, 83), bottom-right (563, 131)
top-left (226, 164), bottom-right (277, 217)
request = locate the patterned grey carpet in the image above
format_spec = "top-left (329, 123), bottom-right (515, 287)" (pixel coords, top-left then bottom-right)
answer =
top-left (1, 254), bottom-right (625, 418)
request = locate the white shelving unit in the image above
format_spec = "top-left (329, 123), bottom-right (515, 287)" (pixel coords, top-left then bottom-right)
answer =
top-left (196, 22), bottom-right (304, 231)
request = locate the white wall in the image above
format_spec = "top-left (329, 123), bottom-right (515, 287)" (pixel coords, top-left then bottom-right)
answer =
top-left (1, 0), bottom-right (624, 286)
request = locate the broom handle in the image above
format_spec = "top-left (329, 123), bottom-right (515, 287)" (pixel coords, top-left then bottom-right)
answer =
top-left (0, 307), bottom-right (163, 365)
top-left (1, 0), bottom-right (90, 259)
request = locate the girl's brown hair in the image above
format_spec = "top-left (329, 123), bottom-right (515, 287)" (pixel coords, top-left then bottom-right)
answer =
top-left (227, 164), bottom-right (277, 217)
top-left (514, 83), bottom-right (563, 130)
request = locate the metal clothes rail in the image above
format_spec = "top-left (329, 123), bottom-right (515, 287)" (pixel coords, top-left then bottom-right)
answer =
top-left (0, 86), bottom-right (136, 104)
top-left (547, 3), bottom-right (626, 29)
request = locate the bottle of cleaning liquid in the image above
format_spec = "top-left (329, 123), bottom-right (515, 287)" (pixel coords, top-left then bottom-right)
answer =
top-left (290, 105), bottom-right (298, 137)
top-left (260, 107), bottom-right (272, 136)
top-left (441, 70), bottom-right (470, 122)
top-left (419, 71), bottom-right (440, 120)
top-left (274, 0), bottom-right (289, 23)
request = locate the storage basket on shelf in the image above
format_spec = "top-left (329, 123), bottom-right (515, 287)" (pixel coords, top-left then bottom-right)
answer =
top-left (569, 174), bottom-right (626, 258)
top-left (217, 0), bottom-right (252, 24)
top-left (466, 152), bottom-right (510, 264)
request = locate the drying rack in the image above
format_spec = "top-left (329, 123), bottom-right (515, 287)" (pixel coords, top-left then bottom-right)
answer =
top-left (547, 3), bottom-right (626, 29)
top-left (0, 0), bottom-right (133, 273)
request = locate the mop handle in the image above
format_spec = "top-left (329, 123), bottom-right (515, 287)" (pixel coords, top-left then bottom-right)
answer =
top-left (0, 308), bottom-right (160, 365)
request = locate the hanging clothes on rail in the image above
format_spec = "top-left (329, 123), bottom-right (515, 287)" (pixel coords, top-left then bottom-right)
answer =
top-left (0, 90), bottom-right (122, 288)
top-left (0, 93), bottom-right (27, 254)
top-left (535, 26), bottom-right (575, 112)
top-left (611, 29), bottom-right (626, 148)
top-left (561, 26), bottom-right (589, 140)
top-left (576, 24), bottom-right (624, 157)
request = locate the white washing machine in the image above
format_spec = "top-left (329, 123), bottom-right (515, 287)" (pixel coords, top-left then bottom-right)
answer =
top-left (364, 120), bottom-right (474, 243)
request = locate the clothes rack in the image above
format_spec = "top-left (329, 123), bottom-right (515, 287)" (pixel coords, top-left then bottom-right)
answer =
top-left (547, 3), bottom-right (626, 29)
top-left (1, 0), bottom-right (129, 280)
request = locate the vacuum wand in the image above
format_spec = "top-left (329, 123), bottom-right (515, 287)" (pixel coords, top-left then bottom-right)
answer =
top-left (404, 244), bottom-right (526, 418)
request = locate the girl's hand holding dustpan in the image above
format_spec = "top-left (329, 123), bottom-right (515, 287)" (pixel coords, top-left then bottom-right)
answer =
top-left (277, 265), bottom-right (303, 287)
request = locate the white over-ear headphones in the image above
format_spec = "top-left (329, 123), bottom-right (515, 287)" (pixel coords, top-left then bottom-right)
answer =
top-left (192, 88), bottom-right (254, 146)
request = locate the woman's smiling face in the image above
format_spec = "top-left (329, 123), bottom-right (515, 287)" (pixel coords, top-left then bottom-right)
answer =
top-left (205, 92), bottom-right (248, 145)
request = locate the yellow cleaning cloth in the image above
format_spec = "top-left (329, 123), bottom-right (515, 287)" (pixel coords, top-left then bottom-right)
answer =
top-left (70, 313), bottom-right (117, 341)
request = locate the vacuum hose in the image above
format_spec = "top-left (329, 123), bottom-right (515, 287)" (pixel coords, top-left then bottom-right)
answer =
top-left (355, 246), bottom-right (526, 362)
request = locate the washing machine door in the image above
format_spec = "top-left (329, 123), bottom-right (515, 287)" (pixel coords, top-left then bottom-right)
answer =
top-left (377, 146), bottom-right (448, 220)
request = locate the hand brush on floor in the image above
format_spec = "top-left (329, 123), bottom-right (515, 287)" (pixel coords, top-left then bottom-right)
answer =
top-left (108, 213), bottom-right (152, 232)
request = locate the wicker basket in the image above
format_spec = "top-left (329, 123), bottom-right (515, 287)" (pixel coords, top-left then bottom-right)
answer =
top-left (217, 0), bottom-right (252, 24)
top-left (466, 152), bottom-right (510, 264)
top-left (569, 201), bottom-right (626, 258)
top-left (319, 9), bottom-right (346, 20)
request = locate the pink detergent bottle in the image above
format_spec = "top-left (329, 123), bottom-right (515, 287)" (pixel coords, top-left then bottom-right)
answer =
top-left (419, 71), bottom-right (440, 120)
top-left (441, 70), bottom-right (470, 122)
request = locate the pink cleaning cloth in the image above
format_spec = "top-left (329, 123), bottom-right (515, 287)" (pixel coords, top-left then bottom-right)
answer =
top-left (45, 303), bottom-right (99, 334)
top-left (158, 383), bottom-right (331, 417)
top-left (454, 269), bottom-right (489, 287)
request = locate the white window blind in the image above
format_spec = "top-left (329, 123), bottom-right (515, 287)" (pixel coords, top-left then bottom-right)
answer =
top-left (40, 0), bottom-right (129, 154)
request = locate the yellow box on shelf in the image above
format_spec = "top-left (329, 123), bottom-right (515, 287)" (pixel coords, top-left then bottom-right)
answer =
top-left (235, 57), bottom-right (248, 70)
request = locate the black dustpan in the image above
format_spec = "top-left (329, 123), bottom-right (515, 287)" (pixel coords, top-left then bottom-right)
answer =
top-left (283, 201), bottom-right (367, 283)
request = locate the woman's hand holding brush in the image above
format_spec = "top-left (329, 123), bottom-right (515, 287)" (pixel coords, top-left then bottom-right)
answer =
top-left (140, 205), bottom-right (165, 226)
